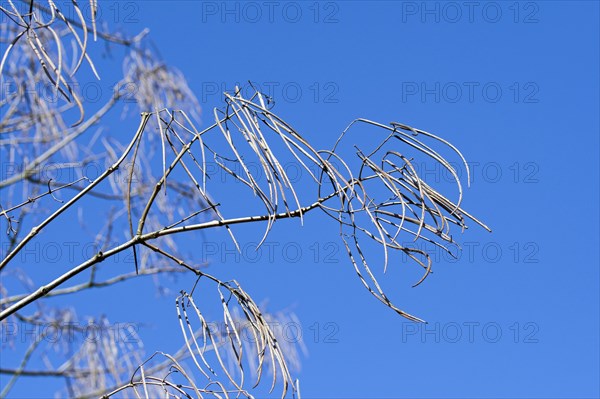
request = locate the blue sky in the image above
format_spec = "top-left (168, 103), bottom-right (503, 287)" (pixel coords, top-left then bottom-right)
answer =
top-left (1, 1), bottom-right (599, 398)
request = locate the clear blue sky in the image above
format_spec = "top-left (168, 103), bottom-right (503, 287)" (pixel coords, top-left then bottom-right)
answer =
top-left (2, 1), bottom-right (599, 398)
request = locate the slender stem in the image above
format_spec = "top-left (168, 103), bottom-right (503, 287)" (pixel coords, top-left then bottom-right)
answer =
top-left (0, 368), bottom-right (99, 378)
top-left (0, 177), bottom-right (88, 218)
top-left (0, 266), bottom-right (192, 306)
top-left (140, 195), bottom-right (330, 241)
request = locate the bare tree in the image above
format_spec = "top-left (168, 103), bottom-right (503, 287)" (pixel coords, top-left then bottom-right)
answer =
top-left (0, 1), bottom-right (490, 398)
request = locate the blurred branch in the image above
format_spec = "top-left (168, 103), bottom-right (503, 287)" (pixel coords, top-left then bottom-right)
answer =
top-left (0, 265), bottom-right (200, 306)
